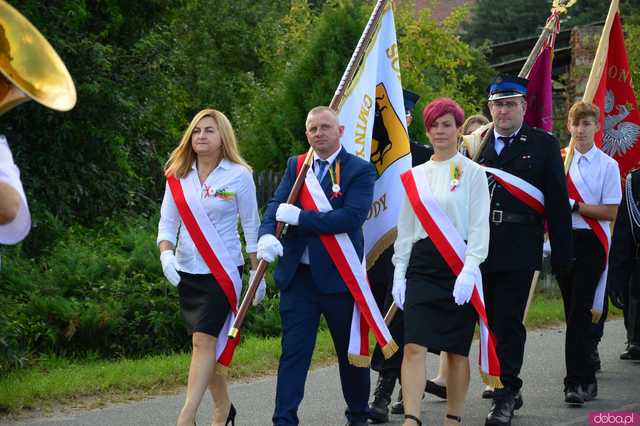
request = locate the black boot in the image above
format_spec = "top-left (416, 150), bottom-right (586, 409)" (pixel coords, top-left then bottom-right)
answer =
top-left (620, 343), bottom-right (640, 360)
top-left (390, 387), bottom-right (404, 414)
top-left (622, 296), bottom-right (640, 360)
top-left (485, 390), bottom-right (516, 426)
top-left (368, 370), bottom-right (398, 423)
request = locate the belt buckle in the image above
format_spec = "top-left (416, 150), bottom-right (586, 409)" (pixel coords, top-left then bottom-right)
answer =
top-left (491, 210), bottom-right (503, 224)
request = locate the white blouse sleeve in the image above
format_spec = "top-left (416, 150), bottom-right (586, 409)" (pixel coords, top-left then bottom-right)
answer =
top-left (157, 181), bottom-right (181, 247)
top-left (392, 190), bottom-right (417, 282)
top-left (236, 169), bottom-right (260, 254)
top-left (462, 165), bottom-right (490, 274)
top-left (0, 137), bottom-right (30, 245)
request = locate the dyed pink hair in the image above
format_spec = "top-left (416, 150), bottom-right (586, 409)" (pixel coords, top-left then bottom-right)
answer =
top-left (422, 97), bottom-right (464, 129)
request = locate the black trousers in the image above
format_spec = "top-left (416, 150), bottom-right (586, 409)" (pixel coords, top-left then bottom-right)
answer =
top-left (369, 248), bottom-right (404, 372)
top-left (623, 262), bottom-right (640, 344)
top-left (483, 269), bottom-right (535, 392)
top-left (557, 229), bottom-right (605, 386)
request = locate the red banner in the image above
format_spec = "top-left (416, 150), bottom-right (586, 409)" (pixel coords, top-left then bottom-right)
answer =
top-left (593, 13), bottom-right (640, 178)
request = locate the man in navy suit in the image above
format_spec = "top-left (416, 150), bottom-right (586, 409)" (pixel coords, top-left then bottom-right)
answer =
top-left (258, 106), bottom-right (377, 426)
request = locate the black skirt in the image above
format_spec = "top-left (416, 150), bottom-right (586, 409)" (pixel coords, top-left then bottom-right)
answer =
top-left (177, 269), bottom-right (241, 338)
top-left (404, 238), bottom-right (477, 356)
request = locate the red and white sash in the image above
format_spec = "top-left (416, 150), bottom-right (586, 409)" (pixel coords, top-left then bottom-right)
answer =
top-left (295, 155), bottom-right (398, 366)
top-left (482, 167), bottom-right (545, 215)
top-left (167, 175), bottom-right (242, 371)
top-left (400, 168), bottom-right (503, 388)
top-left (566, 166), bottom-right (611, 323)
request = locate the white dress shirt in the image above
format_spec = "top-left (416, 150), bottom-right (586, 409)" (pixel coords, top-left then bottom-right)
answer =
top-left (299, 147), bottom-right (342, 264)
top-left (570, 145), bottom-right (622, 229)
top-left (0, 135), bottom-right (31, 245)
top-left (157, 159), bottom-right (260, 273)
top-left (392, 152), bottom-right (490, 281)
top-left (493, 127), bottom-right (521, 156)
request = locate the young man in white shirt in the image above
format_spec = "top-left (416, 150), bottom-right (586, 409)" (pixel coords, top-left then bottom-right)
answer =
top-left (559, 101), bottom-right (621, 405)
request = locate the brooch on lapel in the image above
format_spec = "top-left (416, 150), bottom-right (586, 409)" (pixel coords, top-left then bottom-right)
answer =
top-left (449, 161), bottom-right (463, 192)
top-left (202, 183), bottom-right (215, 199)
top-left (202, 183), bottom-right (234, 200)
top-left (214, 188), bottom-right (235, 200)
top-left (329, 160), bottom-right (342, 199)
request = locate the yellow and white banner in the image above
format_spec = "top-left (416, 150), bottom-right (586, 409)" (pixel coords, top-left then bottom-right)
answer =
top-left (336, 3), bottom-right (411, 265)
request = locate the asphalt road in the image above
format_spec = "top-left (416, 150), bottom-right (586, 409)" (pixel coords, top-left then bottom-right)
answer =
top-left (3, 319), bottom-right (639, 426)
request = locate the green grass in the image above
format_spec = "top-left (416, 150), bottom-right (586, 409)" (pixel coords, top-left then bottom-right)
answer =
top-left (0, 293), bottom-right (621, 416)
top-left (0, 331), bottom-right (336, 415)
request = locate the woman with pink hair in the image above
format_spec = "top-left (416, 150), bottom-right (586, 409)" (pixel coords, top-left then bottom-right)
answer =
top-left (392, 98), bottom-right (491, 425)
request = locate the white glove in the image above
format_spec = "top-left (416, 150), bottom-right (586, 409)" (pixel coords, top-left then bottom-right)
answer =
top-left (276, 203), bottom-right (301, 226)
top-left (392, 277), bottom-right (406, 310)
top-left (453, 271), bottom-right (475, 305)
top-left (257, 234), bottom-right (283, 262)
top-left (160, 250), bottom-right (181, 287)
top-left (250, 270), bottom-right (267, 306)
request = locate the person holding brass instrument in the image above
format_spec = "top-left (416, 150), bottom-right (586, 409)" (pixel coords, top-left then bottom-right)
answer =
top-left (0, 1), bottom-right (76, 246)
top-left (392, 98), bottom-right (491, 426)
top-left (257, 106), bottom-right (377, 426)
top-left (157, 109), bottom-right (265, 426)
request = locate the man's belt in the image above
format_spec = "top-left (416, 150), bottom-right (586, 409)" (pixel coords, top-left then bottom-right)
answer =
top-left (491, 210), bottom-right (541, 225)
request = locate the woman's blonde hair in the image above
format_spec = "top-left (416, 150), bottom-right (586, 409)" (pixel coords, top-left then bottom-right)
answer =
top-left (164, 109), bottom-right (251, 178)
top-left (461, 114), bottom-right (489, 136)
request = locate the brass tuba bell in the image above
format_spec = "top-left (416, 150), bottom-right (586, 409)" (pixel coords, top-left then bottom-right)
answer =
top-left (0, 0), bottom-right (76, 115)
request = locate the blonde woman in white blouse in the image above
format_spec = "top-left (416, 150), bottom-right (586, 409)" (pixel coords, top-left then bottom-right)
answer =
top-left (392, 98), bottom-right (490, 426)
top-left (157, 109), bottom-right (264, 426)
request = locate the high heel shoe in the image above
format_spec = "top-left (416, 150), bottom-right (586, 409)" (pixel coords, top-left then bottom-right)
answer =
top-left (225, 404), bottom-right (236, 426)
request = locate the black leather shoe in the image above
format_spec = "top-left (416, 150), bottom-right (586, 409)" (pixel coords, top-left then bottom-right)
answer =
top-left (513, 390), bottom-right (523, 410)
top-left (620, 343), bottom-right (640, 360)
top-left (368, 371), bottom-right (398, 423)
top-left (425, 379), bottom-right (447, 399)
top-left (564, 384), bottom-right (584, 405)
top-left (390, 387), bottom-right (404, 414)
top-left (582, 381), bottom-right (597, 401)
top-left (390, 399), bottom-right (404, 415)
top-left (485, 392), bottom-right (516, 426)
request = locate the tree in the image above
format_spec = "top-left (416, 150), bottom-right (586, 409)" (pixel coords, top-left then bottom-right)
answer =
top-left (463, 0), bottom-right (551, 45)
top-left (396, 3), bottom-right (494, 142)
top-left (0, 1), bottom-right (291, 254)
top-left (464, 0), bottom-right (640, 46)
top-left (238, 0), bottom-right (494, 170)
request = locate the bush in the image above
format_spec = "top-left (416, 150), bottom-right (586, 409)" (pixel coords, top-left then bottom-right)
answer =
top-left (0, 215), bottom-right (280, 374)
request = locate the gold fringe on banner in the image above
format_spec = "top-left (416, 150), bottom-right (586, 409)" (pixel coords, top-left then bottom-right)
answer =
top-left (381, 339), bottom-right (399, 359)
top-left (348, 354), bottom-right (372, 368)
top-left (480, 371), bottom-right (504, 389)
top-left (591, 309), bottom-right (603, 324)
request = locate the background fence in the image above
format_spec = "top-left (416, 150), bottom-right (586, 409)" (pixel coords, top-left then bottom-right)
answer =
top-left (254, 170), bottom-right (284, 208)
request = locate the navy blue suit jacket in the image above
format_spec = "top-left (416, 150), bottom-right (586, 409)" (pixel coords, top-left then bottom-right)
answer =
top-left (259, 147), bottom-right (376, 294)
